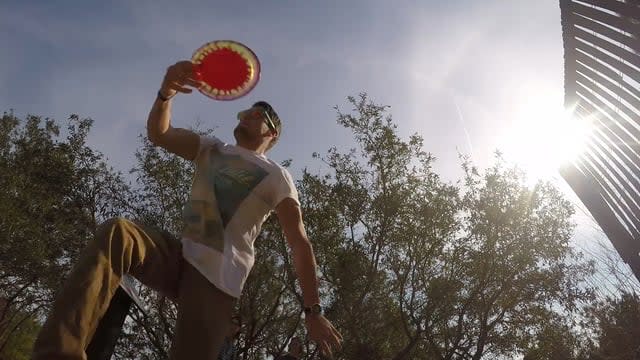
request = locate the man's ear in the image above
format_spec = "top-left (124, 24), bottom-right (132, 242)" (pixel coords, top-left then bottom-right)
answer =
top-left (267, 129), bottom-right (278, 140)
top-left (262, 129), bottom-right (277, 139)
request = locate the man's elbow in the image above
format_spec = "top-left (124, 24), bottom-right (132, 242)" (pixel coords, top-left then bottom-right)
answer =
top-left (147, 135), bottom-right (159, 146)
top-left (289, 234), bottom-right (313, 254)
top-left (147, 129), bottom-right (163, 146)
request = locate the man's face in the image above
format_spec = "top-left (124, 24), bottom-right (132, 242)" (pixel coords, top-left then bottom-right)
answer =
top-left (234, 106), bottom-right (276, 144)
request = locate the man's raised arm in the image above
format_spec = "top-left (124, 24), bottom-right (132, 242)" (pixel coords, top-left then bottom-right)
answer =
top-left (146, 61), bottom-right (203, 161)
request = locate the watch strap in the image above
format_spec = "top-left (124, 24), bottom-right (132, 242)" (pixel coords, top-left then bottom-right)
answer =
top-left (304, 303), bottom-right (322, 315)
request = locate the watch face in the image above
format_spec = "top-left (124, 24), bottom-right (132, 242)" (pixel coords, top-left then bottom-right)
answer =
top-left (304, 304), bottom-right (322, 315)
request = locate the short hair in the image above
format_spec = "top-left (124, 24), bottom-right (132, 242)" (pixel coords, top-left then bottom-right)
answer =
top-left (253, 101), bottom-right (281, 149)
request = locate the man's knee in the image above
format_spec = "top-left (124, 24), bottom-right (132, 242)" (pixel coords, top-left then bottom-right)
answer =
top-left (95, 217), bottom-right (133, 247)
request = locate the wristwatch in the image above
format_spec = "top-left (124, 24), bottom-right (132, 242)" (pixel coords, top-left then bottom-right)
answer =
top-left (304, 304), bottom-right (322, 316)
top-left (157, 89), bottom-right (175, 102)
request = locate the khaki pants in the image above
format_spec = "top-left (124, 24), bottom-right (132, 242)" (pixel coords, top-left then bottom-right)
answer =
top-left (32, 218), bottom-right (235, 360)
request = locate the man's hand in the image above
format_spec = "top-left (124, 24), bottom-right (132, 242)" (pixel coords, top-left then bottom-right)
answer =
top-left (305, 314), bottom-right (343, 358)
top-left (160, 61), bottom-right (204, 99)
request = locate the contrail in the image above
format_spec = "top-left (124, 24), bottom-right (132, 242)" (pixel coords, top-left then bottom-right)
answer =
top-left (453, 97), bottom-right (474, 158)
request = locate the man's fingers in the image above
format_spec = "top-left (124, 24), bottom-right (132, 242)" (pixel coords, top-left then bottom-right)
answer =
top-left (171, 61), bottom-right (194, 75)
top-left (330, 333), bottom-right (342, 350)
top-left (306, 317), bottom-right (343, 357)
top-left (315, 333), bottom-right (340, 357)
top-left (321, 324), bottom-right (342, 348)
top-left (178, 60), bottom-right (195, 73)
top-left (320, 341), bottom-right (333, 358)
top-left (166, 77), bottom-right (202, 91)
top-left (167, 82), bottom-right (192, 94)
top-left (165, 62), bottom-right (196, 85)
top-left (329, 323), bottom-right (343, 342)
top-left (184, 78), bottom-right (205, 89)
top-left (173, 86), bottom-right (192, 94)
top-left (172, 81), bottom-right (192, 92)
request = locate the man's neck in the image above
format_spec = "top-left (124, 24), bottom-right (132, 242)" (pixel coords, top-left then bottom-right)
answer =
top-left (236, 140), bottom-right (269, 155)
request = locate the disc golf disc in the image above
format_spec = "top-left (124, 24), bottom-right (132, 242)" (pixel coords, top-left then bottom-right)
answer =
top-left (191, 40), bottom-right (260, 101)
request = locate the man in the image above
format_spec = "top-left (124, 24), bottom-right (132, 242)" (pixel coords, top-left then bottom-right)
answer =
top-left (31, 60), bottom-right (342, 359)
top-left (275, 336), bottom-right (304, 360)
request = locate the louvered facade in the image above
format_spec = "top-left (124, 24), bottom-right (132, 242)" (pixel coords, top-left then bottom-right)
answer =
top-left (559, 0), bottom-right (640, 279)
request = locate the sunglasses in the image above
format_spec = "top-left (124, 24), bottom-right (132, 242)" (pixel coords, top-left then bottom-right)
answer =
top-left (240, 108), bottom-right (277, 133)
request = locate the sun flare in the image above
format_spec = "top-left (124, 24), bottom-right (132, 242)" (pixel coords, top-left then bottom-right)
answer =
top-left (499, 97), bottom-right (592, 181)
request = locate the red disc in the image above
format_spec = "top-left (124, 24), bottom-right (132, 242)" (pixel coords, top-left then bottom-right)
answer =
top-left (191, 40), bottom-right (260, 101)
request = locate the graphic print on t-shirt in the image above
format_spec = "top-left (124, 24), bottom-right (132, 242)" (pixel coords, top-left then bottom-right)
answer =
top-left (182, 145), bottom-right (268, 252)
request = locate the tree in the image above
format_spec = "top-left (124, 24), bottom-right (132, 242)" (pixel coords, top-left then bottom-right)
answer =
top-left (0, 304), bottom-right (40, 360)
top-left (3, 94), bottom-right (601, 359)
top-left (0, 111), bottom-right (133, 358)
top-left (584, 292), bottom-right (640, 360)
top-left (522, 314), bottom-right (591, 360)
top-left (298, 94), bottom-right (595, 359)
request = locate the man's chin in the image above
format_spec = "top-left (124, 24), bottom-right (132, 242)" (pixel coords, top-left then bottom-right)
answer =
top-left (234, 127), bottom-right (250, 142)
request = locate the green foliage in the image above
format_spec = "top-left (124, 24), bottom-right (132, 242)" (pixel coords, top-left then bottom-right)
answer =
top-left (129, 135), bottom-right (196, 233)
top-left (584, 292), bottom-right (640, 360)
top-left (0, 111), bottom-right (131, 359)
top-left (0, 308), bottom-right (40, 360)
top-left (522, 313), bottom-right (592, 360)
top-left (3, 94), bottom-right (633, 359)
top-left (300, 94), bottom-right (595, 359)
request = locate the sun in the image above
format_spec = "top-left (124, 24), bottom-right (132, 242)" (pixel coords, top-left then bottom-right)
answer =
top-left (498, 95), bottom-right (592, 182)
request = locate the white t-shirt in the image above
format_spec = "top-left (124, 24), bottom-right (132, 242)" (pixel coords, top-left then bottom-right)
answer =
top-left (181, 135), bottom-right (299, 298)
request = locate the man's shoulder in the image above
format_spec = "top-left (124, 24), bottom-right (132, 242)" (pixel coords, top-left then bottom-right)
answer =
top-left (266, 162), bottom-right (296, 186)
top-left (247, 154), bottom-right (290, 177)
top-left (200, 134), bottom-right (225, 147)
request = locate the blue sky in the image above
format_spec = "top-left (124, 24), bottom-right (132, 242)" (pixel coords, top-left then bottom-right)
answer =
top-left (1, 0), bottom-right (566, 180)
top-left (2, 0), bottom-right (636, 295)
